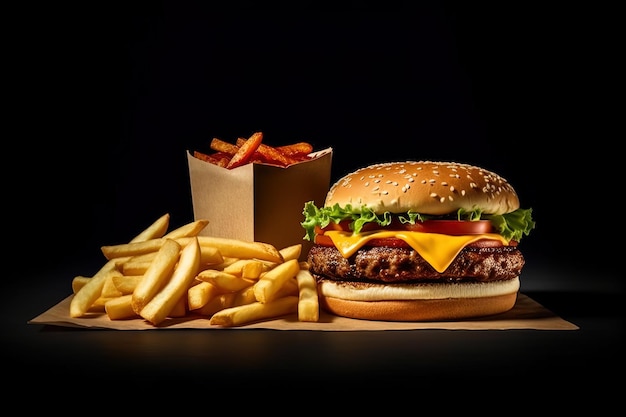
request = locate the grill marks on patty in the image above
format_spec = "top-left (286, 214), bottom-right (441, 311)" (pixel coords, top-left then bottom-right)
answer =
top-left (307, 245), bottom-right (525, 283)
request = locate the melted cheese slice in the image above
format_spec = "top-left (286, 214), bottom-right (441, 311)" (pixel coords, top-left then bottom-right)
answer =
top-left (324, 230), bottom-right (509, 273)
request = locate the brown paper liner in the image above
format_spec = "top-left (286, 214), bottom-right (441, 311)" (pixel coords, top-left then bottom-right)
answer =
top-left (28, 293), bottom-right (578, 331)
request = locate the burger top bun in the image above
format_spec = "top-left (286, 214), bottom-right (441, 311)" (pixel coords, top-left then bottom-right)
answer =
top-left (325, 161), bottom-right (520, 216)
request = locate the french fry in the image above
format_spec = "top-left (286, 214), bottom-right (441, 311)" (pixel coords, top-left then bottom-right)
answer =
top-left (131, 238), bottom-right (181, 314)
top-left (70, 259), bottom-right (121, 318)
top-left (104, 294), bottom-right (137, 320)
top-left (279, 244), bottom-right (302, 262)
top-left (90, 297), bottom-right (114, 312)
top-left (126, 251), bottom-right (157, 263)
top-left (210, 296), bottom-right (298, 327)
top-left (274, 276), bottom-right (299, 298)
top-left (112, 275), bottom-right (143, 294)
top-left (130, 213), bottom-right (170, 243)
top-left (101, 270), bottom-right (124, 298)
top-left (121, 261), bottom-right (152, 276)
top-left (236, 137), bottom-right (297, 167)
top-left (241, 260), bottom-right (268, 280)
top-left (187, 281), bottom-right (221, 310)
top-left (101, 238), bottom-right (165, 260)
top-left (140, 238), bottom-right (201, 325)
top-left (210, 257), bottom-right (242, 271)
top-left (276, 142), bottom-right (313, 157)
top-left (197, 292), bottom-right (237, 317)
top-left (197, 236), bottom-right (283, 263)
top-left (296, 269), bottom-right (319, 322)
top-left (254, 258), bottom-right (300, 303)
top-left (163, 219), bottom-right (209, 239)
top-left (222, 259), bottom-right (269, 279)
top-left (231, 285), bottom-right (257, 306)
top-left (226, 131), bottom-right (263, 169)
top-left (196, 269), bottom-right (255, 292)
top-left (71, 276), bottom-right (90, 294)
top-left (168, 295), bottom-right (188, 318)
top-left (210, 137), bottom-right (239, 155)
top-left (199, 245), bottom-right (224, 266)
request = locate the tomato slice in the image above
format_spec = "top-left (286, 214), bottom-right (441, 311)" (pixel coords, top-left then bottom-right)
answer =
top-left (314, 219), bottom-right (497, 248)
top-left (403, 220), bottom-right (493, 235)
top-left (317, 219), bottom-right (493, 236)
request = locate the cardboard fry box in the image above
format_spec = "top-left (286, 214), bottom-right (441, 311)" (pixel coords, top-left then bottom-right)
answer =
top-left (186, 148), bottom-right (333, 261)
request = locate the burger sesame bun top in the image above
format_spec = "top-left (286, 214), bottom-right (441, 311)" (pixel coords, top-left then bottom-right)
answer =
top-left (325, 161), bottom-right (520, 216)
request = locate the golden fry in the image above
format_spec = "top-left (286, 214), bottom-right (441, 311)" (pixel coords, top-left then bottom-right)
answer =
top-left (197, 236), bottom-right (283, 263)
top-left (101, 238), bottom-right (165, 260)
top-left (101, 270), bottom-right (124, 298)
top-left (253, 259), bottom-right (300, 303)
top-left (196, 269), bottom-right (255, 292)
top-left (71, 276), bottom-right (90, 294)
top-left (105, 294), bottom-right (138, 320)
top-left (130, 213), bottom-right (170, 243)
top-left (163, 219), bottom-right (209, 239)
top-left (274, 276), bottom-right (299, 298)
top-left (231, 285), bottom-right (257, 306)
top-left (131, 238), bottom-right (181, 314)
top-left (126, 251), bottom-right (157, 263)
top-left (197, 293), bottom-right (237, 317)
top-left (168, 295), bottom-right (188, 318)
top-left (279, 244), bottom-right (302, 262)
top-left (121, 260), bottom-right (152, 276)
top-left (199, 245), bottom-right (224, 266)
top-left (111, 275), bottom-right (142, 294)
top-left (223, 259), bottom-right (269, 279)
top-left (140, 238), bottom-right (201, 325)
top-left (70, 260), bottom-right (120, 318)
top-left (296, 269), bottom-right (319, 322)
top-left (209, 296), bottom-right (298, 327)
top-left (187, 281), bottom-right (221, 310)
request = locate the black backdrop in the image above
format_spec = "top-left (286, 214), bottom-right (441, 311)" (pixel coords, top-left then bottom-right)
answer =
top-left (14, 2), bottom-right (619, 282)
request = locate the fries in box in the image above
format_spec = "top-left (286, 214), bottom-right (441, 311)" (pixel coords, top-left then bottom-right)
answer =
top-left (187, 135), bottom-right (332, 261)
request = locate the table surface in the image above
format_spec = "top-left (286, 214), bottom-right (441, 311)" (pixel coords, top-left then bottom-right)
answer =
top-left (8, 256), bottom-right (623, 401)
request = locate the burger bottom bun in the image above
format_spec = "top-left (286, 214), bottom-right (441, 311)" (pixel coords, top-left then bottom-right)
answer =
top-left (317, 278), bottom-right (519, 321)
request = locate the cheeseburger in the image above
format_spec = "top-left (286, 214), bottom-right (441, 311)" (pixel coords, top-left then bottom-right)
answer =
top-left (301, 161), bottom-right (535, 321)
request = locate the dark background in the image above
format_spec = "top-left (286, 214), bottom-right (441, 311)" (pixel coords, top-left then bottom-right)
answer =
top-left (13, 2), bottom-right (619, 282)
top-left (5, 2), bottom-right (623, 400)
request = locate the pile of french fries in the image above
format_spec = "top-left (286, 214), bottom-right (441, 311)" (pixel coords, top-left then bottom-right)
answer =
top-left (69, 213), bottom-right (319, 327)
top-left (193, 131), bottom-right (314, 168)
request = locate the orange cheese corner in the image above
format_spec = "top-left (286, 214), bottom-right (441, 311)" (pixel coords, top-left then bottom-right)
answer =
top-left (324, 230), bottom-right (509, 273)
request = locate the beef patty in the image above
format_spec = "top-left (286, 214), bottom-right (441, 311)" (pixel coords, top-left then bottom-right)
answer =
top-left (307, 245), bottom-right (525, 283)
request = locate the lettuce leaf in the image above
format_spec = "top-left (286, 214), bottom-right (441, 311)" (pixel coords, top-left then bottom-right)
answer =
top-left (301, 201), bottom-right (535, 243)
